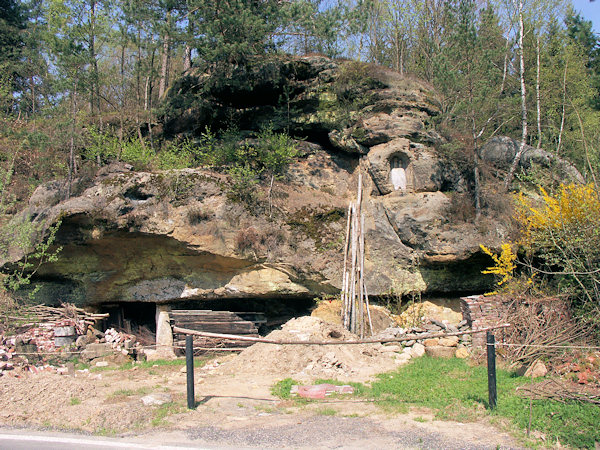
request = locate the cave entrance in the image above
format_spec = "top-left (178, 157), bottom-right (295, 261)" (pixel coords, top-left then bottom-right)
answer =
top-left (100, 302), bottom-right (157, 345)
top-left (169, 296), bottom-right (316, 353)
top-left (169, 296), bottom-right (316, 335)
top-left (99, 296), bottom-right (316, 351)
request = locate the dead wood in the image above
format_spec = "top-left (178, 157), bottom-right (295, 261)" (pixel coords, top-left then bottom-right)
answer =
top-left (517, 378), bottom-right (600, 404)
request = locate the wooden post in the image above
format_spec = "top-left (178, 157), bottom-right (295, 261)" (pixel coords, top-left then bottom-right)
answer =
top-left (486, 331), bottom-right (497, 409)
top-left (186, 335), bottom-right (195, 409)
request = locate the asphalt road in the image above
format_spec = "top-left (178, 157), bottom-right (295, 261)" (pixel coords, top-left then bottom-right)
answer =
top-left (0, 419), bottom-right (522, 450)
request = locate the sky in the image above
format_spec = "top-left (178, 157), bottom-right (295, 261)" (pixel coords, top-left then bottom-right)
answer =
top-left (573, 0), bottom-right (600, 32)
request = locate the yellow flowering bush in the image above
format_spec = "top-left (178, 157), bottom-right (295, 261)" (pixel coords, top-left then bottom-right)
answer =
top-left (516, 183), bottom-right (600, 318)
top-left (480, 243), bottom-right (517, 290)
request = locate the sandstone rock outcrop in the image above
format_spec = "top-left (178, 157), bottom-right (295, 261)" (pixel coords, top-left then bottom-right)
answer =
top-left (3, 55), bottom-right (582, 308)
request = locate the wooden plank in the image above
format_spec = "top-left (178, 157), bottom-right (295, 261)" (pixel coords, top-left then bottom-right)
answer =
top-left (171, 310), bottom-right (265, 316)
top-left (171, 316), bottom-right (244, 323)
top-left (171, 312), bottom-right (240, 318)
top-left (170, 316), bottom-right (267, 324)
top-left (172, 324), bottom-right (258, 334)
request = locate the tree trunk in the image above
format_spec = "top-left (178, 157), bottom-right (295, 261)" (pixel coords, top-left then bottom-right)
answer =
top-left (158, 10), bottom-right (171, 99)
top-left (536, 36), bottom-right (542, 149)
top-left (89, 0), bottom-right (100, 122)
top-left (183, 45), bottom-right (192, 72)
top-left (505, 0), bottom-right (528, 190)
top-left (557, 61), bottom-right (568, 155)
top-left (67, 85), bottom-right (77, 200)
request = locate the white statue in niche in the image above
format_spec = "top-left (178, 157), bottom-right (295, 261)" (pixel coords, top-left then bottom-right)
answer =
top-left (390, 155), bottom-right (407, 191)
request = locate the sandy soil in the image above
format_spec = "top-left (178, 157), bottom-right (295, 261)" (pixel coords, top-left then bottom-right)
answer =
top-left (0, 317), bottom-right (523, 448)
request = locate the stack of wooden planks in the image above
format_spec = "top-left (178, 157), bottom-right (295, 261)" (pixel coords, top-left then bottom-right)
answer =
top-left (170, 310), bottom-right (266, 349)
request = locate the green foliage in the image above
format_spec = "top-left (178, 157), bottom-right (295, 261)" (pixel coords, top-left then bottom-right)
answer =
top-left (516, 184), bottom-right (600, 321)
top-left (333, 61), bottom-right (385, 113)
top-left (156, 139), bottom-right (199, 170)
top-left (369, 357), bottom-right (599, 447)
top-left (226, 164), bottom-right (260, 205)
top-left (189, 0), bottom-right (283, 66)
top-left (215, 127), bottom-right (297, 205)
top-left (271, 378), bottom-right (298, 399)
top-left (3, 218), bottom-right (62, 294)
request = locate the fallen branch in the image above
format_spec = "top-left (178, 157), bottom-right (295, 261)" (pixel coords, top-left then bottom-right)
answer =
top-left (173, 323), bottom-right (511, 345)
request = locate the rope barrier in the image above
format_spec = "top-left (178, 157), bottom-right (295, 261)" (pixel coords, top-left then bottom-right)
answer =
top-left (173, 323), bottom-right (511, 345)
top-left (7, 343), bottom-right (246, 356)
top-left (489, 342), bottom-right (600, 350)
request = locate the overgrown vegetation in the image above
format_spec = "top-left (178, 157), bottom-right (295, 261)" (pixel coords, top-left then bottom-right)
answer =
top-left (482, 183), bottom-right (600, 330)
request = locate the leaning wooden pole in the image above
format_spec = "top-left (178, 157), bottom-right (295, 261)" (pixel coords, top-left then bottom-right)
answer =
top-left (341, 203), bottom-right (352, 328)
top-left (341, 172), bottom-right (369, 336)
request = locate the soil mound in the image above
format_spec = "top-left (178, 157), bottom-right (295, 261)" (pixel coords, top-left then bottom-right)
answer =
top-left (216, 316), bottom-right (399, 382)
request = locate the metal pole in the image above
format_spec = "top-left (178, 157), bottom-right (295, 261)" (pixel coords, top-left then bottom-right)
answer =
top-left (486, 331), bottom-right (497, 409)
top-left (186, 335), bottom-right (195, 409)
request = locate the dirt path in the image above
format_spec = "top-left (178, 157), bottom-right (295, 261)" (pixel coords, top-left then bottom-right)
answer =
top-left (0, 361), bottom-right (522, 449)
top-left (0, 317), bottom-right (524, 448)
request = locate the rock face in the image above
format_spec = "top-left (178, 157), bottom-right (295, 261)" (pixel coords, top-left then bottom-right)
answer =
top-left (4, 55), bottom-right (583, 309)
top-left (479, 136), bottom-right (584, 184)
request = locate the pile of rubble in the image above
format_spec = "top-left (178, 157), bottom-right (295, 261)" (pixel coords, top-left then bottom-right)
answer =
top-left (0, 304), bottom-right (146, 378)
top-left (375, 318), bottom-right (473, 359)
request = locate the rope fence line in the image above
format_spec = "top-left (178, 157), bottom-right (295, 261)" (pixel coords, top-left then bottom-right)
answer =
top-left (173, 323), bottom-right (511, 345)
top-left (7, 324), bottom-right (600, 355)
top-left (7, 344), bottom-right (250, 356)
top-left (489, 342), bottom-right (600, 350)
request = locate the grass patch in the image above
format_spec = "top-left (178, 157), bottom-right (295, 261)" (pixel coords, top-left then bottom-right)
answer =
top-left (271, 378), bottom-right (298, 399)
top-left (270, 357), bottom-right (600, 448)
top-left (151, 402), bottom-right (185, 427)
top-left (110, 387), bottom-right (151, 397)
top-left (369, 356), bottom-right (600, 448)
top-left (316, 407), bottom-right (337, 416)
top-left (89, 357), bottom-right (209, 373)
top-left (69, 397), bottom-right (81, 406)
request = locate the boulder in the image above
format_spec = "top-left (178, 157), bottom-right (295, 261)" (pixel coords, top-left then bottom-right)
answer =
top-left (141, 393), bottom-right (173, 406)
top-left (425, 346), bottom-right (456, 358)
top-left (455, 347), bottom-right (470, 359)
top-left (423, 338), bottom-right (440, 347)
top-left (479, 136), bottom-right (584, 184)
top-left (411, 343), bottom-right (426, 358)
top-left (438, 337), bottom-right (459, 347)
top-left (517, 360), bottom-right (548, 378)
top-left (6, 56), bottom-right (558, 309)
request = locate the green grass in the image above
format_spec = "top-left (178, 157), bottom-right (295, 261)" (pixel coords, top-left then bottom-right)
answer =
top-left (271, 378), bottom-right (298, 399)
top-left (69, 397), bottom-right (81, 406)
top-left (110, 387), bottom-right (151, 397)
top-left (271, 357), bottom-right (600, 448)
top-left (150, 402), bottom-right (185, 427)
top-left (89, 357), bottom-right (209, 373)
top-left (316, 407), bottom-right (337, 416)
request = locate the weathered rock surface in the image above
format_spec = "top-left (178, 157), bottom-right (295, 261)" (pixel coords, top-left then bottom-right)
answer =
top-left (479, 136), bottom-right (584, 184)
top-left (4, 55), bottom-right (583, 308)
